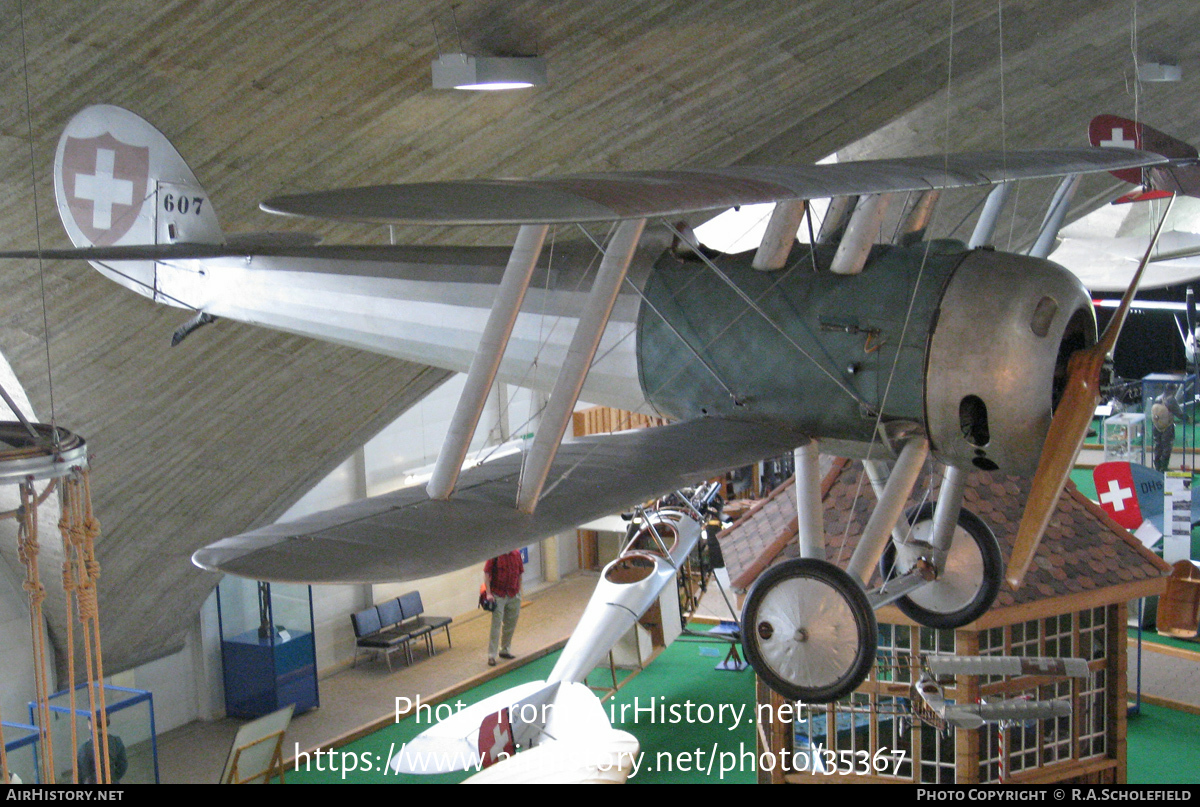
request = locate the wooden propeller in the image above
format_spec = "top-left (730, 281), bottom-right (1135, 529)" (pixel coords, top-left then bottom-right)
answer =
top-left (1006, 194), bottom-right (1175, 589)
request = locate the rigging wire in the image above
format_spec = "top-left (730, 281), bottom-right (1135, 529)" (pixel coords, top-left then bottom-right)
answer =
top-left (835, 0), bottom-right (959, 571)
top-left (18, 0), bottom-right (56, 447)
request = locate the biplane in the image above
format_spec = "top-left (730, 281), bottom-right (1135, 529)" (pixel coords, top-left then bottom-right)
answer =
top-left (911, 655), bottom-right (1090, 732)
top-left (4, 105), bottom-right (1194, 709)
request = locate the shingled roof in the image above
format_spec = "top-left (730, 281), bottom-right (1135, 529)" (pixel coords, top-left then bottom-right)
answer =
top-left (720, 458), bottom-right (1171, 628)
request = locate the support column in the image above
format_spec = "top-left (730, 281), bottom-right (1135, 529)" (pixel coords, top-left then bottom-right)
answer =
top-left (894, 190), bottom-right (939, 243)
top-left (753, 200), bottom-right (806, 271)
top-left (830, 194), bottom-right (890, 275)
top-left (542, 535), bottom-right (560, 583)
top-left (928, 465), bottom-right (967, 555)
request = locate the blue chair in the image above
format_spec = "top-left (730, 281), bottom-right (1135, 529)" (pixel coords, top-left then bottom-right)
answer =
top-left (350, 606), bottom-right (412, 670)
top-left (398, 592), bottom-right (452, 656)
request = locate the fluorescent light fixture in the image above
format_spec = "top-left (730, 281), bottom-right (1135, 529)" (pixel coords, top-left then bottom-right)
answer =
top-left (1092, 298), bottom-right (1186, 311)
top-left (432, 53), bottom-right (547, 90)
top-left (1139, 62), bottom-right (1182, 82)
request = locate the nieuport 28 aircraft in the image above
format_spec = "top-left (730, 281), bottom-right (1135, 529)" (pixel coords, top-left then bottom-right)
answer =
top-left (4, 105), bottom-right (1195, 709)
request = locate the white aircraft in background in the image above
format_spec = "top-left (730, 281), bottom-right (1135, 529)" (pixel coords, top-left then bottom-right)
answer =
top-left (1, 105), bottom-right (1189, 720)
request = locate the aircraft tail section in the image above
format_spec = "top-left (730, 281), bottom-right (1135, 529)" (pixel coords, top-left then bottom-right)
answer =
top-left (53, 105), bottom-right (224, 303)
top-left (1090, 114), bottom-right (1200, 198)
top-left (390, 680), bottom-right (619, 776)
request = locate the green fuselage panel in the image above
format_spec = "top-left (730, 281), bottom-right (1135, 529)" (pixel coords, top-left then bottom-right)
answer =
top-left (636, 242), bottom-right (967, 443)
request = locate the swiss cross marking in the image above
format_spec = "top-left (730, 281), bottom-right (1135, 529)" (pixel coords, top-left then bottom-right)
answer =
top-left (1099, 478), bottom-right (1134, 512)
top-left (1098, 127), bottom-right (1137, 150)
top-left (74, 148), bottom-right (135, 231)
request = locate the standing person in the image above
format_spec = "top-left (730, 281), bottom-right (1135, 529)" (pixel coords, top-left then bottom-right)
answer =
top-left (484, 549), bottom-right (524, 667)
top-left (77, 712), bottom-right (128, 784)
top-left (1152, 384), bottom-right (1186, 473)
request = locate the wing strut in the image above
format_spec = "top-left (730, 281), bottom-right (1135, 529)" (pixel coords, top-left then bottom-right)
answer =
top-left (752, 200), bottom-right (807, 271)
top-left (1028, 174), bottom-right (1080, 259)
top-left (893, 190), bottom-right (939, 243)
top-left (428, 224), bottom-right (549, 500)
top-left (831, 194), bottom-right (891, 275)
top-left (967, 182), bottom-right (1012, 248)
top-left (516, 219), bottom-right (646, 513)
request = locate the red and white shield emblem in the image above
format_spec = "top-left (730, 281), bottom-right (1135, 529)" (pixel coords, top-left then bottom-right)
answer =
top-left (477, 707), bottom-right (515, 769)
top-left (60, 133), bottom-right (149, 246)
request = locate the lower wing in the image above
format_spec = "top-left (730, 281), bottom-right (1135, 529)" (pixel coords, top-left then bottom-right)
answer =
top-left (192, 416), bottom-right (805, 583)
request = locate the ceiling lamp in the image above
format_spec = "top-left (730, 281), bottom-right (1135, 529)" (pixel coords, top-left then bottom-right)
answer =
top-left (432, 53), bottom-right (548, 91)
top-left (1139, 61), bottom-right (1182, 82)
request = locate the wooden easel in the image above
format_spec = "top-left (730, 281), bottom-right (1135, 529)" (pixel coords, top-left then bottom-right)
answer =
top-left (223, 729), bottom-right (287, 784)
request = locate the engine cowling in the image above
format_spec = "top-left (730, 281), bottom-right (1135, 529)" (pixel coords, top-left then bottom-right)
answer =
top-left (924, 248), bottom-right (1096, 476)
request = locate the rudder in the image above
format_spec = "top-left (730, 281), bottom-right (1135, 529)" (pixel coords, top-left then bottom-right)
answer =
top-left (1090, 113), bottom-right (1200, 198)
top-left (53, 105), bottom-right (223, 301)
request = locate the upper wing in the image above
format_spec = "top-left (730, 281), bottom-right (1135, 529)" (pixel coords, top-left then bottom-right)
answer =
top-left (927, 655), bottom-right (1090, 679)
top-left (261, 148), bottom-right (1165, 226)
top-left (192, 417), bottom-right (805, 584)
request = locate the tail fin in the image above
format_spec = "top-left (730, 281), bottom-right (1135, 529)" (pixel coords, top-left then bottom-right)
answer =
top-left (53, 105), bottom-right (223, 301)
top-left (1090, 114), bottom-right (1200, 198)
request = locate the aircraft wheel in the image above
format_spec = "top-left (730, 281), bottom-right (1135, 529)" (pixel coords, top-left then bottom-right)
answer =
top-left (741, 558), bottom-right (876, 703)
top-left (879, 503), bottom-right (1002, 630)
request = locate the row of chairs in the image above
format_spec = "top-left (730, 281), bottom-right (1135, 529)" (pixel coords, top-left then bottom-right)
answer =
top-left (351, 591), bottom-right (453, 671)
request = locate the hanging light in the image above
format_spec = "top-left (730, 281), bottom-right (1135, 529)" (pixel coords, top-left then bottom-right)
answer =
top-left (431, 53), bottom-right (548, 91)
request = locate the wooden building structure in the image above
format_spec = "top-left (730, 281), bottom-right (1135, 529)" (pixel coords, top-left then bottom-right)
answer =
top-left (720, 460), bottom-right (1170, 785)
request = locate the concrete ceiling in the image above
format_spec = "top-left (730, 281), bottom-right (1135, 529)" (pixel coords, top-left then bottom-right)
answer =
top-left (0, 0), bottom-right (1198, 675)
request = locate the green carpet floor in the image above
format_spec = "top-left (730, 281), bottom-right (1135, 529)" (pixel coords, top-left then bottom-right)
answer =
top-left (283, 626), bottom-right (1200, 784)
top-left (284, 629), bottom-right (756, 784)
top-left (1128, 626), bottom-right (1200, 652)
top-left (1127, 702), bottom-right (1200, 785)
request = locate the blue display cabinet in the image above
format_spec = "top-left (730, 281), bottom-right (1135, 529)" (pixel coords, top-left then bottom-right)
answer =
top-left (29, 685), bottom-right (158, 784)
top-left (217, 580), bottom-right (319, 720)
top-left (3, 721), bottom-right (39, 784)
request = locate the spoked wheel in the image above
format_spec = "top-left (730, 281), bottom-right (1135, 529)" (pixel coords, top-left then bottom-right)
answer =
top-left (879, 503), bottom-right (1002, 629)
top-left (741, 558), bottom-right (877, 703)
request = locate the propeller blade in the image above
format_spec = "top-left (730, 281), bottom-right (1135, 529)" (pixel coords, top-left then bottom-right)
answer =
top-left (1007, 194), bottom-right (1175, 589)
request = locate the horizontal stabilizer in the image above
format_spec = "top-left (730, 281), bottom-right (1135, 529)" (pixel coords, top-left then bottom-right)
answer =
top-left (927, 655), bottom-right (1090, 679)
top-left (193, 417), bottom-right (805, 583)
top-left (391, 680), bottom-right (557, 774)
top-left (262, 148), bottom-right (1165, 226)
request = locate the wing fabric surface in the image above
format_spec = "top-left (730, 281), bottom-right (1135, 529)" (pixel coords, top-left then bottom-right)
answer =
top-left (0, 241), bottom-right (517, 264)
top-left (971, 699), bottom-right (1073, 723)
top-left (262, 148), bottom-right (1165, 225)
top-left (926, 655), bottom-right (1090, 679)
top-left (193, 417), bottom-right (805, 584)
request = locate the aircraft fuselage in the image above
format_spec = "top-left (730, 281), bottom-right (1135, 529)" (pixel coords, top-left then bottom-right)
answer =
top-left (134, 235), bottom-right (1093, 474)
